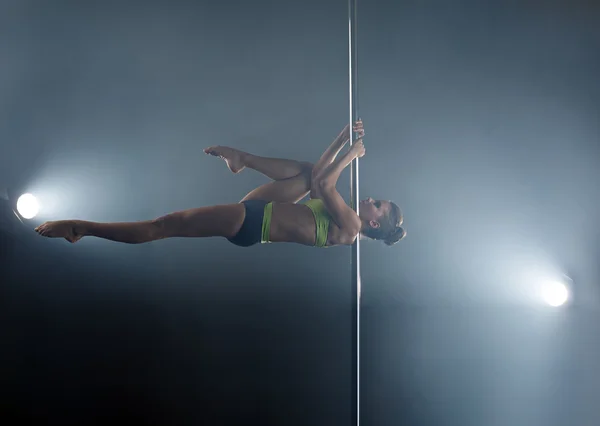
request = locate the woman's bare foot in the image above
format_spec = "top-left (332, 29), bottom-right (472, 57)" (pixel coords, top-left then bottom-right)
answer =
top-left (203, 146), bottom-right (246, 174)
top-left (35, 220), bottom-right (84, 243)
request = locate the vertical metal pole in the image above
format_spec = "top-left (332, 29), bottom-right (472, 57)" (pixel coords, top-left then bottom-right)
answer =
top-left (348, 0), bottom-right (360, 424)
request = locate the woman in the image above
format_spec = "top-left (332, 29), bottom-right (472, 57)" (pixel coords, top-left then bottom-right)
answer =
top-left (35, 120), bottom-right (406, 247)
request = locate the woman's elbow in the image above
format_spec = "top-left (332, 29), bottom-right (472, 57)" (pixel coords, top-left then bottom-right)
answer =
top-left (316, 177), bottom-right (334, 190)
top-left (309, 175), bottom-right (329, 194)
top-left (340, 230), bottom-right (360, 245)
top-left (309, 181), bottom-right (330, 199)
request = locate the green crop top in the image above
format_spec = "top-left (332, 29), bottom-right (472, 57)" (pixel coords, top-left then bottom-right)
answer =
top-left (303, 198), bottom-right (332, 248)
top-left (260, 199), bottom-right (332, 248)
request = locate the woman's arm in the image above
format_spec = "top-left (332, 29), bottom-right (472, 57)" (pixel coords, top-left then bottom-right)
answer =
top-left (310, 141), bottom-right (365, 236)
top-left (312, 120), bottom-right (363, 180)
top-left (311, 126), bottom-right (349, 179)
top-left (316, 139), bottom-right (364, 190)
top-left (318, 184), bottom-right (361, 238)
top-left (310, 147), bottom-right (352, 200)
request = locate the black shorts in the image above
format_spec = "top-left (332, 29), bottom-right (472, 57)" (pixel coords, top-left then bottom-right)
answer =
top-left (227, 200), bottom-right (268, 247)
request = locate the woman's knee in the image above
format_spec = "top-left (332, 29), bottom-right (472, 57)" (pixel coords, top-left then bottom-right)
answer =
top-left (299, 162), bottom-right (315, 191)
top-left (150, 214), bottom-right (181, 239)
top-left (300, 161), bottom-right (314, 177)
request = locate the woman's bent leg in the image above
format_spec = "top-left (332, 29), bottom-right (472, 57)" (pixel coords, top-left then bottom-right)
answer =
top-left (205, 145), bottom-right (312, 181)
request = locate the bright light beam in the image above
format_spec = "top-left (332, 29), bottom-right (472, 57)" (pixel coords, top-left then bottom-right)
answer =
top-left (541, 280), bottom-right (569, 307)
top-left (16, 193), bottom-right (40, 219)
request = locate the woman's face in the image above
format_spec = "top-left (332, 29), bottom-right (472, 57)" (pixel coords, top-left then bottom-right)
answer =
top-left (359, 197), bottom-right (391, 226)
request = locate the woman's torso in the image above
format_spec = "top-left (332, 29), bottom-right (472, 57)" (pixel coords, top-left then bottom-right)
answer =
top-left (268, 201), bottom-right (353, 247)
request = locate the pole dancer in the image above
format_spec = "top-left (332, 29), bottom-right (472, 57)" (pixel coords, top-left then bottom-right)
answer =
top-left (34, 121), bottom-right (405, 248)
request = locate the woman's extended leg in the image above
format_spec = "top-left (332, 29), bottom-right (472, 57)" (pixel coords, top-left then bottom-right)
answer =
top-left (205, 146), bottom-right (314, 204)
top-left (35, 204), bottom-right (245, 244)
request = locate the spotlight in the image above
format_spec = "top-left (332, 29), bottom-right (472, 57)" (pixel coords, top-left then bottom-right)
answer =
top-left (542, 280), bottom-right (569, 307)
top-left (16, 193), bottom-right (39, 219)
top-left (0, 188), bottom-right (40, 257)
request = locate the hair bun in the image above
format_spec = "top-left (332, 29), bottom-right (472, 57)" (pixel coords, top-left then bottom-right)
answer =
top-left (384, 226), bottom-right (406, 246)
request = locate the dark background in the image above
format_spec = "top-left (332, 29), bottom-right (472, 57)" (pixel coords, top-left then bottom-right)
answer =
top-left (1, 0), bottom-right (599, 424)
